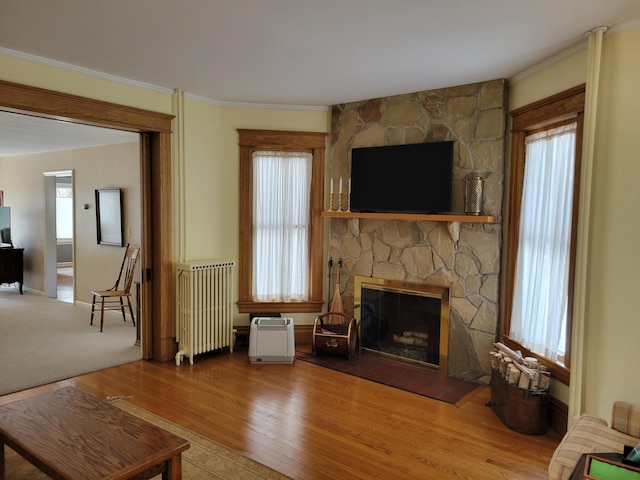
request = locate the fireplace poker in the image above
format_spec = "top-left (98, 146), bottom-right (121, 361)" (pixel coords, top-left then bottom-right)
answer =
top-left (327, 256), bottom-right (333, 310)
top-left (329, 258), bottom-right (344, 323)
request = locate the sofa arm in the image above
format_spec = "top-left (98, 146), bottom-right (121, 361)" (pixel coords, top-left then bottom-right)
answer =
top-left (611, 401), bottom-right (640, 438)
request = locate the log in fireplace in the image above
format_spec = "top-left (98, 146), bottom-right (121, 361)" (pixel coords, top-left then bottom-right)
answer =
top-left (354, 276), bottom-right (450, 375)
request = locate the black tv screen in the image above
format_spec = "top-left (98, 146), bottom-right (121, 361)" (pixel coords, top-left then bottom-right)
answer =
top-left (350, 141), bottom-right (453, 214)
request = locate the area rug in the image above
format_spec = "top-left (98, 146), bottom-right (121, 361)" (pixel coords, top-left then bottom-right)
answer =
top-left (297, 349), bottom-right (479, 404)
top-left (4, 399), bottom-right (291, 480)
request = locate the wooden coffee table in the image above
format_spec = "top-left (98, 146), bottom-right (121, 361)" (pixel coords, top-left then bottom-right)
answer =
top-left (0, 386), bottom-right (190, 479)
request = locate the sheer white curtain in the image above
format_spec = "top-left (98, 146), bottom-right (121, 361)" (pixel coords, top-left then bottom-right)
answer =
top-left (252, 151), bottom-right (312, 301)
top-left (510, 123), bottom-right (576, 360)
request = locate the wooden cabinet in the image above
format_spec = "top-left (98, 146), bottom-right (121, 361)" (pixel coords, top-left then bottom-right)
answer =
top-left (0, 248), bottom-right (24, 294)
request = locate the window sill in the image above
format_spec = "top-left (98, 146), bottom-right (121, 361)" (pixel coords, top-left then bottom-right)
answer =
top-left (501, 336), bottom-right (570, 386)
top-left (238, 300), bottom-right (324, 314)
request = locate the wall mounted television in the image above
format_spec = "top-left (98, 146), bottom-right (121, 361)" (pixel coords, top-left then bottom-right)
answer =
top-left (350, 140), bottom-right (454, 214)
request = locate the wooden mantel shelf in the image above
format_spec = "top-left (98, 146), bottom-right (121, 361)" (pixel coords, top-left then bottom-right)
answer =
top-left (321, 211), bottom-right (498, 223)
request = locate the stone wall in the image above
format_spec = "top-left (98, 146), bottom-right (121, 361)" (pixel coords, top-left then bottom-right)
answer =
top-left (328, 79), bottom-right (508, 382)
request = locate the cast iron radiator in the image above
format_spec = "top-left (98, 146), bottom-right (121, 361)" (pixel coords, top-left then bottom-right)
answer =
top-left (175, 260), bottom-right (235, 365)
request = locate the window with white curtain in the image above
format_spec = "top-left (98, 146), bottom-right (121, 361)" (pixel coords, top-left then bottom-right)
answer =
top-left (504, 85), bottom-right (584, 384)
top-left (509, 124), bottom-right (576, 360)
top-left (237, 129), bottom-right (326, 314)
top-left (252, 151), bottom-right (312, 301)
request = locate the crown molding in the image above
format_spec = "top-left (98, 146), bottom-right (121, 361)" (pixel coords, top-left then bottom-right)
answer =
top-left (608, 17), bottom-right (640, 34)
top-left (2, 47), bottom-right (329, 112)
top-left (0, 47), bottom-right (173, 95)
top-left (510, 19), bottom-right (640, 84)
top-left (184, 92), bottom-right (328, 111)
top-left (510, 40), bottom-right (588, 84)
top-left (217, 99), bottom-right (329, 111)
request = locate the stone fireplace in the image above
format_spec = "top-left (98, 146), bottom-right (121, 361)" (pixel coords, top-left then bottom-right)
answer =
top-left (355, 276), bottom-right (449, 374)
top-left (328, 79), bottom-right (507, 383)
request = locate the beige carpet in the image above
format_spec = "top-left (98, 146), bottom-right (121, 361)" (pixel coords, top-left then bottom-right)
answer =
top-left (0, 289), bottom-right (140, 395)
top-left (4, 400), bottom-right (291, 480)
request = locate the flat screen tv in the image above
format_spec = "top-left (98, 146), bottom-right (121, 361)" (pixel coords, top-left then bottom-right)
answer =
top-left (350, 141), bottom-right (454, 214)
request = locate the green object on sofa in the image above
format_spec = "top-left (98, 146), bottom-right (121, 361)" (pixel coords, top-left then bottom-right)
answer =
top-left (548, 401), bottom-right (640, 480)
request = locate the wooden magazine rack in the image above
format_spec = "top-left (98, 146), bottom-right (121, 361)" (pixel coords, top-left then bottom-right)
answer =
top-left (312, 312), bottom-right (358, 360)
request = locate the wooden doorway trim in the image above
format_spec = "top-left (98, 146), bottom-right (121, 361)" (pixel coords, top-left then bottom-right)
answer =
top-left (0, 79), bottom-right (176, 361)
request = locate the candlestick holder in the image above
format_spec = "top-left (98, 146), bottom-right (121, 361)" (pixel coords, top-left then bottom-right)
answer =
top-left (346, 193), bottom-right (351, 212)
top-left (337, 193), bottom-right (344, 212)
top-left (327, 193), bottom-right (335, 212)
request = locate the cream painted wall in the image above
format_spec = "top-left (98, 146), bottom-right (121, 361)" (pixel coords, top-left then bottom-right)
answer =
top-left (0, 141), bottom-right (141, 304)
top-left (507, 26), bottom-right (640, 420)
top-left (180, 98), bottom-right (225, 260)
top-left (584, 26), bottom-right (640, 420)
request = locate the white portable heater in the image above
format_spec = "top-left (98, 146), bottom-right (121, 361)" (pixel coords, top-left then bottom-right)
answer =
top-left (248, 317), bottom-right (295, 364)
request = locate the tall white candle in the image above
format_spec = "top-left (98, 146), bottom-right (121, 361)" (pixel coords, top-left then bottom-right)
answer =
top-left (339, 177), bottom-right (343, 194)
top-left (330, 178), bottom-right (333, 194)
top-left (348, 177), bottom-right (351, 194)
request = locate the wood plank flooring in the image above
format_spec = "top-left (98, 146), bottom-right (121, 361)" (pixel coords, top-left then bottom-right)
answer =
top-left (0, 348), bottom-right (562, 480)
top-left (56, 266), bottom-right (73, 303)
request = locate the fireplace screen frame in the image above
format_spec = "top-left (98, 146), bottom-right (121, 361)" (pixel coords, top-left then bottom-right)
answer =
top-left (354, 276), bottom-right (450, 375)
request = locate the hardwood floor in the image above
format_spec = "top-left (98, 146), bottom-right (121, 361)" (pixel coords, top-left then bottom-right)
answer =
top-left (0, 348), bottom-right (562, 479)
top-left (57, 266), bottom-right (73, 303)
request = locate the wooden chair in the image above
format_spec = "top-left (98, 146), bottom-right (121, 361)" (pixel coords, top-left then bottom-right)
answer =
top-left (312, 311), bottom-right (358, 360)
top-left (90, 244), bottom-right (140, 332)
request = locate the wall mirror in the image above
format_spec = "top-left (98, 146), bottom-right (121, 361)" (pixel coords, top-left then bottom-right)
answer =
top-left (95, 188), bottom-right (124, 246)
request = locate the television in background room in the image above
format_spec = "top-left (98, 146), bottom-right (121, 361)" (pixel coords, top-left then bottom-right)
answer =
top-left (350, 141), bottom-right (454, 214)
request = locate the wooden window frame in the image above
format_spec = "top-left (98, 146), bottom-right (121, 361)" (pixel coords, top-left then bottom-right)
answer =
top-left (237, 129), bottom-right (326, 313)
top-left (503, 84), bottom-right (585, 385)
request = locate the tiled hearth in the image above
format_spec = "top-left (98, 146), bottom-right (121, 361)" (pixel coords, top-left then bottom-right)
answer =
top-left (297, 348), bottom-right (479, 404)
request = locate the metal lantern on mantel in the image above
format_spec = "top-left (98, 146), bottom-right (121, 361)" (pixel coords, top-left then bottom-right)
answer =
top-left (465, 173), bottom-right (484, 215)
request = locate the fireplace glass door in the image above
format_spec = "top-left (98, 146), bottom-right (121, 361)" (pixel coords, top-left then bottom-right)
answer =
top-left (355, 276), bottom-right (449, 372)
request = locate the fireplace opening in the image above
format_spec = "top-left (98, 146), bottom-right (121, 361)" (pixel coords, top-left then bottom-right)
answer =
top-left (354, 276), bottom-right (449, 374)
